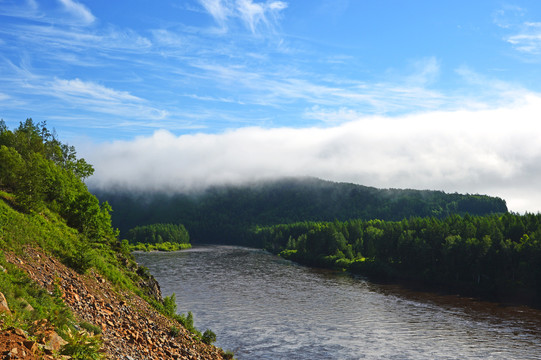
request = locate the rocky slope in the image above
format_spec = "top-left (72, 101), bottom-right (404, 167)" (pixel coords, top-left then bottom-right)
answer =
top-left (0, 247), bottom-right (229, 360)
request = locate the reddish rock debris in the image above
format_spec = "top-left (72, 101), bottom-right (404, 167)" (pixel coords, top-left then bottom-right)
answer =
top-left (4, 248), bottom-right (230, 360)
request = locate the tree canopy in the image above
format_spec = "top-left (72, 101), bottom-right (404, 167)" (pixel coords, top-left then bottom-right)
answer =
top-left (253, 213), bottom-right (541, 306)
top-left (96, 177), bottom-right (508, 245)
top-left (0, 118), bottom-right (113, 240)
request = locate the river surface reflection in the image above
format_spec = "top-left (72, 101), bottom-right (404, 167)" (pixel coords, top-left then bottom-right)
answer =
top-left (135, 246), bottom-right (541, 360)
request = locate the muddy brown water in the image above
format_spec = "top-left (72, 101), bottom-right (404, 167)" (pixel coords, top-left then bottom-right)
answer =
top-left (135, 246), bottom-right (541, 360)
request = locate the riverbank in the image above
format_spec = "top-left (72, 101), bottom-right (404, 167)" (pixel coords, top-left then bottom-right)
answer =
top-left (136, 246), bottom-right (541, 360)
top-left (1, 246), bottom-right (231, 359)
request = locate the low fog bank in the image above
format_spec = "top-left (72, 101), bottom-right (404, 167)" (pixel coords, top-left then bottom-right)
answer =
top-left (83, 96), bottom-right (541, 213)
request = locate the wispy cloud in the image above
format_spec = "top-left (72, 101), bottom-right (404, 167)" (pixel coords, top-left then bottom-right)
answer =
top-left (199, 0), bottom-right (232, 27)
top-left (493, 5), bottom-right (541, 57)
top-left (197, 0), bottom-right (287, 33)
top-left (4, 24), bottom-right (152, 54)
top-left (1, 59), bottom-right (168, 122)
top-left (0, 0), bottom-right (95, 26)
top-left (58, 0), bottom-right (95, 25)
top-left (84, 93), bottom-right (541, 213)
top-left (46, 78), bottom-right (168, 120)
top-left (50, 78), bottom-right (141, 103)
top-left (187, 59), bottom-right (447, 114)
top-left (507, 22), bottom-right (541, 55)
top-left (492, 5), bottom-right (525, 29)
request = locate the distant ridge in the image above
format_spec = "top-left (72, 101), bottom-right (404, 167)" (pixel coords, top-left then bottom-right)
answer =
top-left (94, 177), bottom-right (508, 245)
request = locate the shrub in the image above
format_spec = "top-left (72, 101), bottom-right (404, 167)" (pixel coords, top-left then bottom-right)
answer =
top-left (163, 293), bottom-right (177, 317)
top-left (61, 328), bottom-right (105, 360)
top-left (79, 321), bottom-right (102, 335)
top-left (202, 329), bottom-right (216, 345)
top-left (169, 326), bottom-right (180, 337)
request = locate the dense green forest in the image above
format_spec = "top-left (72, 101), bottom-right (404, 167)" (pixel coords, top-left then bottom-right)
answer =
top-left (252, 213), bottom-right (541, 306)
top-left (95, 178), bottom-right (507, 245)
top-left (0, 118), bottom-right (114, 243)
top-left (127, 223), bottom-right (192, 251)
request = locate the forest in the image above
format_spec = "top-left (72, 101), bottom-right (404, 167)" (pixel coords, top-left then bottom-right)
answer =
top-left (127, 223), bottom-right (192, 251)
top-left (252, 213), bottom-right (541, 306)
top-left (95, 177), bottom-right (507, 245)
top-left (0, 118), bottom-right (115, 243)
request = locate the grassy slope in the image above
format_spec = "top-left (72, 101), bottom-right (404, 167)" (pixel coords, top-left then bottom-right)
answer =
top-left (0, 191), bottom-right (228, 359)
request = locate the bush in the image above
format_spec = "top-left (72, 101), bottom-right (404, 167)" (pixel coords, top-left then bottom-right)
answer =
top-left (169, 326), bottom-right (180, 337)
top-left (79, 321), bottom-right (102, 335)
top-left (61, 328), bottom-right (105, 360)
top-left (163, 293), bottom-right (177, 317)
top-left (202, 329), bottom-right (216, 345)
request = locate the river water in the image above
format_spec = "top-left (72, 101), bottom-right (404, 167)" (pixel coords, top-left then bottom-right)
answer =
top-left (135, 246), bottom-right (541, 360)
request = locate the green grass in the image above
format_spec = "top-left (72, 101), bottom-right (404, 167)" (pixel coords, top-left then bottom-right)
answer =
top-left (0, 191), bottom-right (214, 350)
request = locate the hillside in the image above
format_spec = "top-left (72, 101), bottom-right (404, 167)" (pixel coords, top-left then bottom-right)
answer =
top-left (95, 177), bottom-right (508, 245)
top-left (0, 119), bottom-right (229, 359)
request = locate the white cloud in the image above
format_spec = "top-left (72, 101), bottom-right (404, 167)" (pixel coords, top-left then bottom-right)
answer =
top-left (45, 78), bottom-right (168, 120)
top-left (51, 78), bottom-right (140, 102)
top-left (199, 0), bottom-right (232, 26)
top-left (85, 94), bottom-right (541, 213)
top-left (198, 0), bottom-right (287, 33)
top-left (236, 0), bottom-right (287, 33)
top-left (0, 0), bottom-right (96, 26)
top-left (507, 25), bottom-right (541, 55)
top-left (58, 0), bottom-right (95, 25)
top-left (494, 6), bottom-right (541, 57)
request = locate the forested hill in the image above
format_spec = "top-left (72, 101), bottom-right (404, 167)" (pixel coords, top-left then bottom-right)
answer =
top-left (94, 177), bottom-right (508, 244)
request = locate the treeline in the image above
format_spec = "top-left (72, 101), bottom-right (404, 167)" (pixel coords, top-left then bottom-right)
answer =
top-left (127, 223), bottom-right (191, 252)
top-left (94, 177), bottom-right (507, 245)
top-left (253, 213), bottom-right (541, 306)
top-left (0, 119), bottom-right (115, 241)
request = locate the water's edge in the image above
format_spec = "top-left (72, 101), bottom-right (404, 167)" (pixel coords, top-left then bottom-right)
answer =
top-left (136, 246), bottom-right (541, 360)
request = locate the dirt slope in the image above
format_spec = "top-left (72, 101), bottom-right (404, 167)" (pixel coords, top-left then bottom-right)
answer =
top-left (2, 247), bottom-right (229, 360)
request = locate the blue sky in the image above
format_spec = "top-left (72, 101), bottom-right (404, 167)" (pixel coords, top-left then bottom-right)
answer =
top-left (2, 0), bottom-right (541, 212)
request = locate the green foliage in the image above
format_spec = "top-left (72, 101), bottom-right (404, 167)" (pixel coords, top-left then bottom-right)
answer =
top-left (0, 119), bottom-right (114, 241)
top-left (0, 254), bottom-right (73, 331)
top-left (126, 223), bottom-right (190, 245)
top-left (160, 293), bottom-right (214, 342)
top-left (254, 213), bottom-right (541, 306)
top-left (130, 241), bottom-right (192, 252)
top-left (97, 178), bottom-right (507, 245)
top-left (79, 321), bottom-right (102, 335)
top-left (60, 328), bottom-right (105, 360)
top-left (0, 119), bottom-right (222, 354)
top-left (202, 329), bottom-right (217, 345)
top-left (176, 311), bottom-right (197, 335)
top-left (169, 325), bottom-right (181, 337)
top-left (163, 293), bottom-right (177, 317)
top-left (222, 350), bottom-right (236, 360)
top-left (0, 119), bottom-right (116, 243)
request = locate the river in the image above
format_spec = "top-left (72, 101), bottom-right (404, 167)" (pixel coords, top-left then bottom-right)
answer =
top-left (134, 246), bottom-right (541, 360)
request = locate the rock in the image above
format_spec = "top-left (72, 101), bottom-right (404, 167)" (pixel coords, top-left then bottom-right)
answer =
top-left (17, 298), bottom-right (34, 312)
top-left (42, 331), bottom-right (68, 352)
top-left (0, 292), bottom-right (11, 314)
top-left (13, 328), bottom-right (26, 338)
top-left (23, 340), bottom-right (38, 354)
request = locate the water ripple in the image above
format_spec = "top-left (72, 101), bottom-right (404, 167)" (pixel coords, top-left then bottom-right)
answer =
top-left (136, 246), bottom-right (541, 360)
